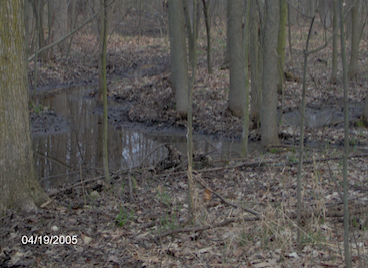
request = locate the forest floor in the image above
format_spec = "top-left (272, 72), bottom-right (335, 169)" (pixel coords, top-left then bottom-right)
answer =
top-left (1, 21), bottom-right (368, 267)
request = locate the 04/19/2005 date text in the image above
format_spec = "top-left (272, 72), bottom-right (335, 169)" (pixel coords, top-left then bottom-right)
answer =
top-left (21, 235), bottom-right (78, 245)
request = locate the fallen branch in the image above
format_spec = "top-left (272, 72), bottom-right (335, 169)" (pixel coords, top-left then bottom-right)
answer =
top-left (193, 173), bottom-right (259, 216)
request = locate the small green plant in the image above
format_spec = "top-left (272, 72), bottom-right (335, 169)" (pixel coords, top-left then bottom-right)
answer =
top-left (269, 148), bottom-right (282, 154)
top-left (115, 207), bottom-right (135, 227)
top-left (357, 119), bottom-right (364, 127)
top-left (157, 186), bottom-right (172, 206)
top-left (238, 231), bottom-right (248, 247)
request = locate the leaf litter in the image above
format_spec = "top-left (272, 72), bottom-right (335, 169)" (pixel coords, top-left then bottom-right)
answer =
top-left (3, 18), bottom-right (368, 267)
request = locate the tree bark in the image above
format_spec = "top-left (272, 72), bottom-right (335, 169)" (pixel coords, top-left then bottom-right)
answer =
top-left (277, 0), bottom-right (287, 94)
top-left (100, 0), bottom-right (110, 183)
top-left (339, 0), bottom-right (352, 266)
top-left (227, 0), bottom-right (245, 116)
top-left (202, 0), bottom-right (212, 74)
top-left (168, 0), bottom-right (189, 117)
top-left (363, 94), bottom-right (368, 126)
top-left (331, 0), bottom-right (338, 83)
top-left (250, 0), bottom-right (261, 125)
top-left (261, 0), bottom-right (280, 147)
top-left (348, 0), bottom-right (360, 79)
top-left (52, 0), bottom-right (68, 52)
top-left (0, 1), bottom-right (50, 213)
top-left (241, 0), bottom-right (250, 156)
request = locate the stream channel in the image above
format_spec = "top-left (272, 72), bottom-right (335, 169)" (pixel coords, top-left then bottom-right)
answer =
top-left (32, 85), bottom-right (362, 190)
top-left (32, 85), bottom-right (257, 189)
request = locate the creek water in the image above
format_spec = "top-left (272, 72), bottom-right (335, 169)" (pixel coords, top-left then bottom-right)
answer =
top-left (32, 86), bottom-right (251, 189)
top-left (33, 85), bottom-right (360, 189)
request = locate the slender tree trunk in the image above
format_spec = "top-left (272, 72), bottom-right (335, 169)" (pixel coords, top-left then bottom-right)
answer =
top-left (242, 0), bottom-right (250, 156)
top-left (362, 93), bottom-right (368, 126)
top-left (261, 0), bottom-right (280, 147)
top-left (0, 0), bottom-right (50, 213)
top-left (168, 0), bottom-right (189, 117)
top-left (331, 0), bottom-right (338, 83)
top-left (227, 0), bottom-right (245, 116)
top-left (202, 0), bottom-right (212, 74)
top-left (100, 0), bottom-right (110, 183)
top-left (250, 0), bottom-right (261, 125)
top-left (288, 2), bottom-right (293, 64)
top-left (183, 0), bottom-right (195, 65)
top-left (277, 0), bottom-right (287, 94)
top-left (187, 0), bottom-right (198, 223)
top-left (339, 0), bottom-right (351, 266)
top-left (348, 0), bottom-right (360, 79)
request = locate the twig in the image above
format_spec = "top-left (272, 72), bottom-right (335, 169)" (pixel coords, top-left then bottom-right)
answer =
top-left (193, 173), bottom-right (259, 216)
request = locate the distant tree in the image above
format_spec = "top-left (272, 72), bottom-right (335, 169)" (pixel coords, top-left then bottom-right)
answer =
top-left (100, 0), bottom-right (110, 183)
top-left (261, 0), bottom-right (280, 147)
top-left (348, 0), bottom-right (360, 79)
top-left (277, 0), bottom-right (287, 94)
top-left (227, 0), bottom-right (245, 116)
top-left (250, 0), bottom-right (261, 125)
top-left (339, 0), bottom-right (352, 266)
top-left (0, 0), bottom-right (50, 213)
top-left (241, 0), bottom-right (250, 156)
top-left (330, 0), bottom-right (338, 83)
top-left (202, 0), bottom-right (212, 74)
top-left (168, 0), bottom-right (189, 118)
top-left (363, 94), bottom-right (368, 126)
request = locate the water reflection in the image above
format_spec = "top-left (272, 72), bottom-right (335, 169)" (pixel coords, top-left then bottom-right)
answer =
top-left (32, 86), bottom-right (247, 189)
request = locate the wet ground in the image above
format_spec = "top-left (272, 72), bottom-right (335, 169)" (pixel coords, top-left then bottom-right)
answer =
top-left (16, 31), bottom-right (368, 267)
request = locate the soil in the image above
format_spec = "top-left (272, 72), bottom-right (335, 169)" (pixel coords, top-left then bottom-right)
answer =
top-left (3, 21), bottom-right (368, 267)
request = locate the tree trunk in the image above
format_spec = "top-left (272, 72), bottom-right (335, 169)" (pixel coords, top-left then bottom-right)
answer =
top-left (227, 0), bottom-right (245, 116)
top-left (261, 0), bottom-right (280, 147)
top-left (348, 0), bottom-right (360, 79)
top-left (0, 0), bottom-right (50, 213)
top-left (250, 0), bottom-right (261, 125)
top-left (277, 0), bottom-right (287, 94)
top-left (168, 0), bottom-right (189, 118)
top-left (331, 0), bottom-right (338, 83)
top-left (187, 0), bottom-right (199, 223)
top-left (100, 0), bottom-right (110, 183)
top-left (242, 0), bottom-right (250, 156)
top-left (202, 0), bottom-right (212, 74)
top-left (362, 94), bottom-right (368, 126)
top-left (52, 0), bottom-right (68, 52)
top-left (339, 0), bottom-right (351, 266)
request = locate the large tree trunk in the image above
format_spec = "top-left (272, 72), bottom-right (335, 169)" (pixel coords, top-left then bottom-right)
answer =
top-left (261, 0), bottom-right (280, 147)
top-left (0, 1), bottom-right (50, 213)
top-left (168, 0), bottom-right (189, 118)
top-left (348, 0), bottom-right (360, 79)
top-left (227, 0), bottom-right (245, 116)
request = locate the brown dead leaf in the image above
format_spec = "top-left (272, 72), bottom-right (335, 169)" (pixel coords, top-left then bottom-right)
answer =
top-left (203, 188), bottom-right (211, 202)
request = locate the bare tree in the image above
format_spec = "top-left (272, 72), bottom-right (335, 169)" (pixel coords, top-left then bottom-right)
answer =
top-left (227, 0), bottom-right (245, 116)
top-left (0, 0), bottom-right (50, 213)
top-left (339, 0), bottom-right (352, 266)
top-left (250, 0), bottom-right (261, 126)
top-left (241, 0), bottom-right (250, 156)
top-left (168, 0), bottom-right (189, 118)
top-left (100, 0), bottom-right (110, 183)
top-left (348, 0), bottom-right (360, 79)
top-left (261, 0), bottom-right (280, 147)
top-left (52, 0), bottom-right (68, 52)
top-left (331, 0), bottom-right (338, 83)
top-left (277, 0), bottom-right (287, 94)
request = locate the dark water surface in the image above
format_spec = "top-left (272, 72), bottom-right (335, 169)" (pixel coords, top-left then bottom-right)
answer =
top-left (32, 86), bottom-right (250, 189)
